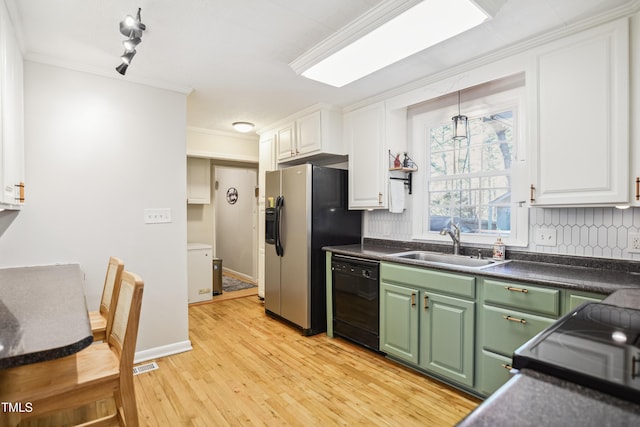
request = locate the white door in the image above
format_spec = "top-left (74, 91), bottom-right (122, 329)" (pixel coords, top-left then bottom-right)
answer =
top-left (214, 166), bottom-right (258, 281)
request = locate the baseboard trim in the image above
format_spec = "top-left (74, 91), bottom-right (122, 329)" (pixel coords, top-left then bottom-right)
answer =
top-left (134, 340), bottom-right (193, 364)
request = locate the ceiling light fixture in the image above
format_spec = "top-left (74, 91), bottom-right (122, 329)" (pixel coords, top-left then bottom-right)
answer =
top-left (116, 8), bottom-right (146, 76)
top-left (232, 122), bottom-right (255, 133)
top-left (452, 90), bottom-right (468, 140)
top-left (290, 0), bottom-right (503, 87)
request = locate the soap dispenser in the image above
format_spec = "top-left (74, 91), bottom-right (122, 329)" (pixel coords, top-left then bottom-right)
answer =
top-left (492, 236), bottom-right (505, 261)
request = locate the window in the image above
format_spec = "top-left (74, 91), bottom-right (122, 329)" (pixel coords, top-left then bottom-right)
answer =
top-left (429, 111), bottom-right (514, 235)
top-left (410, 75), bottom-right (528, 246)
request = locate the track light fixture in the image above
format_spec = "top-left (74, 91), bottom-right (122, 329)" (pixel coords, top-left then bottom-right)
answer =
top-left (116, 8), bottom-right (146, 75)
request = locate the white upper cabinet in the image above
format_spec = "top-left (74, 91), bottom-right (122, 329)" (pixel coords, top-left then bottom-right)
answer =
top-left (0, 4), bottom-right (25, 209)
top-left (275, 124), bottom-right (294, 160)
top-left (345, 102), bottom-right (387, 209)
top-left (187, 157), bottom-right (211, 204)
top-left (529, 18), bottom-right (629, 206)
top-left (344, 102), bottom-right (411, 210)
top-left (629, 13), bottom-right (640, 207)
top-left (296, 110), bottom-right (323, 156)
top-left (275, 105), bottom-right (343, 164)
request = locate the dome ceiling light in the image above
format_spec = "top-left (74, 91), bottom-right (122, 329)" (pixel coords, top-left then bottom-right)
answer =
top-left (232, 122), bottom-right (255, 133)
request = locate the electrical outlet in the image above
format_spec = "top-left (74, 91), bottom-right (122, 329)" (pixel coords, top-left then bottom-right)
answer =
top-left (628, 233), bottom-right (640, 253)
top-left (534, 227), bottom-right (557, 247)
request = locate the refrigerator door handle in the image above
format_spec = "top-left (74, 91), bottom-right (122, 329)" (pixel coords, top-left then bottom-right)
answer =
top-left (275, 196), bottom-right (284, 257)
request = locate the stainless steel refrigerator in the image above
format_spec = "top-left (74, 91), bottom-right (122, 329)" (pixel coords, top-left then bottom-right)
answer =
top-left (264, 164), bottom-right (362, 335)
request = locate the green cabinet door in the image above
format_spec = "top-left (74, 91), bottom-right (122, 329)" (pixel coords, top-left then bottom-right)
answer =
top-left (477, 349), bottom-right (513, 396)
top-left (420, 292), bottom-right (475, 388)
top-left (380, 281), bottom-right (419, 364)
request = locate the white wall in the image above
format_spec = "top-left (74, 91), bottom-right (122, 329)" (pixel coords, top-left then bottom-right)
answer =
top-left (0, 61), bottom-right (191, 358)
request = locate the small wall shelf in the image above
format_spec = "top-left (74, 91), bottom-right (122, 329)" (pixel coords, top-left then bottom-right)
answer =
top-left (389, 151), bottom-right (418, 194)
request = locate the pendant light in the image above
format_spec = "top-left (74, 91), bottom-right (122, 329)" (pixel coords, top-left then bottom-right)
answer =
top-left (452, 91), bottom-right (468, 140)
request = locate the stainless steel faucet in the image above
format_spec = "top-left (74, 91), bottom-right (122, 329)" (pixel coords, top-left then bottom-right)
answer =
top-left (440, 223), bottom-right (461, 255)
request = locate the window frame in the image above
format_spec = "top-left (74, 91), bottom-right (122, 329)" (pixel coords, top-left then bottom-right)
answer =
top-left (409, 80), bottom-right (529, 247)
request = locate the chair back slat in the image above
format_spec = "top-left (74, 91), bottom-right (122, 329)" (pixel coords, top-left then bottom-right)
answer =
top-left (100, 256), bottom-right (124, 315)
top-left (108, 271), bottom-right (144, 374)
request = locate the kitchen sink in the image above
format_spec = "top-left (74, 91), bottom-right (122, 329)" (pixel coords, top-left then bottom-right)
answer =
top-left (389, 251), bottom-right (510, 269)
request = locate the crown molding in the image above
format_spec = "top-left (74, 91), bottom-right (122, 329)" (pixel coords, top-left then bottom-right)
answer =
top-left (187, 126), bottom-right (259, 142)
top-left (289, 0), bottom-right (423, 75)
top-left (25, 52), bottom-right (193, 95)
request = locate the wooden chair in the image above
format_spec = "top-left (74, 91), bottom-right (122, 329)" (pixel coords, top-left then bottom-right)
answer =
top-left (89, 256), bottom-right (125, 341)
top-left (0, 271), bottom-right (144, 427)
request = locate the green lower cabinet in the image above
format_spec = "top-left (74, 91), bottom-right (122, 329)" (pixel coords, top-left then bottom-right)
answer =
top-left (380, 281), bottom-right (419, 364)
top-left (478, 349), bottom-right (513, 396)
top-left (419, 292), bottom-right (475, 388)
top-left (378, 262), bottom-right (606, 398)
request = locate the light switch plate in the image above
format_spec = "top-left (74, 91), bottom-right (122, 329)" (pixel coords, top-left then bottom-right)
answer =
top-left (144, 208), bottom-right (172, 224)
top-left (534, 227), bottom-right (557, 246)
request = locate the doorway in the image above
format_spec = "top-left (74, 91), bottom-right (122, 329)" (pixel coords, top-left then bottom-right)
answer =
top-left (213, 165), bottom-right (258, 282)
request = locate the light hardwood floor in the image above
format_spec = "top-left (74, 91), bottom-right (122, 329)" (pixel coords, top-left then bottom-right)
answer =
top-left (21, 295), bottom-right (480, 426)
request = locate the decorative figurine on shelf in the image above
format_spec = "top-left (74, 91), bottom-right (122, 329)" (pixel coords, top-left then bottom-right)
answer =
top-left (393, 154), bottom-right (401, 168)
top-left (403, 153), bottom-right (410, 168)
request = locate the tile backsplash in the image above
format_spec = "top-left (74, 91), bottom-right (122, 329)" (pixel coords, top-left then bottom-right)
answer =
top-left (365, 207), bottom-right (640, 261)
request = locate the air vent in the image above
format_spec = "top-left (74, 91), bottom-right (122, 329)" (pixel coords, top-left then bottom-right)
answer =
top-left (133, 361), bottom-right (159, 375)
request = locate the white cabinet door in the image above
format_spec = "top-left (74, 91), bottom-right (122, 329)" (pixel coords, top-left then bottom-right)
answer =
top-left (257, 132), bottom-right (275, 298)
top-left (530, 18), bottom-right (629, 206)
top-left (187, 157), bottom-right (211, 204)
top-left (346, 102), bottom-right (387, 209)
top-left (187, 244), bottom-right (213, 303)
top-left (296, 110), bottom-right (322, 156)
top-left (276, 124), bottom-right (295, 161)
top-left (0, 5), bottom-right (24, 209)
top-left (630, 14), bottom-right (640, 206)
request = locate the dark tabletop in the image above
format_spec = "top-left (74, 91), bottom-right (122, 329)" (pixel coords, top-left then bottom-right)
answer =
top-left (0, 264), bottom-right (93, 369)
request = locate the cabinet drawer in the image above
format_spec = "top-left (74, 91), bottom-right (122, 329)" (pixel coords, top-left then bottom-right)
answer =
top-left (483, 279), bottom-right (560, 316)
top-left (482, 304), bottom-right (556, 357)
top-left (564, 290), bottom-right (605, 314)
top-left (478, 350), bottom-right (513, 396)
top-left (381, 263), bottom-right (475, 298)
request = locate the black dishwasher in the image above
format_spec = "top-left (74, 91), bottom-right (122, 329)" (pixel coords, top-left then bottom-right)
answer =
top-left (331, 255), bottom-right (380, 352)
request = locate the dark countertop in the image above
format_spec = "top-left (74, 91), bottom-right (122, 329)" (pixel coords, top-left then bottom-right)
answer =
top-left (324, 241), bottom-right (640, 294)
top-left (457, 369), bottom-right (640, 427)
top-left (0, 264), bottom-right (93, 369)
